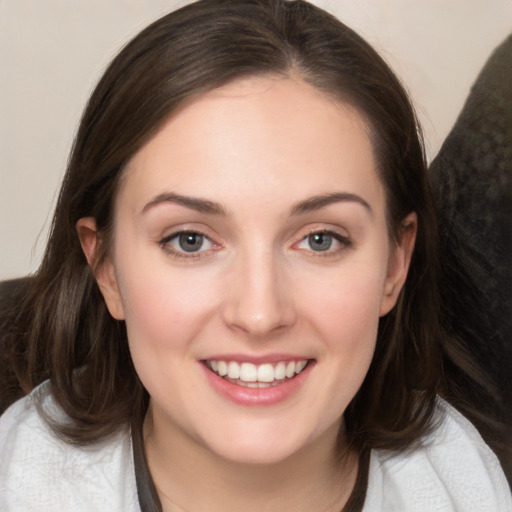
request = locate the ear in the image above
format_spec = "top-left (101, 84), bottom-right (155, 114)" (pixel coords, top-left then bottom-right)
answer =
top-left (379, 212), bottom-right (417, 317)
top-left (76, 217), bottom-right (125, 320)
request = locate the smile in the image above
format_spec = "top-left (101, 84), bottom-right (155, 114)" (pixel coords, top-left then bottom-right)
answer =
top-left (205, 359), bottom-right (309, 388)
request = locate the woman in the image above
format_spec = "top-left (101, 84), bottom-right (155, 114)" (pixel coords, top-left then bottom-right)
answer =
top-left (0, 1), bottom-right (510, 510)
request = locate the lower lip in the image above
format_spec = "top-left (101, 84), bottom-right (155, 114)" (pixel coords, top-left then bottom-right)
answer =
top-left (201, 362), bottom-right (314, 406)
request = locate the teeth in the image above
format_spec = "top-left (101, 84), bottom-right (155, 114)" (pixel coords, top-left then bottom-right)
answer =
top-left (295, 360), bottom-right (307, 374)
top-left (217, 360), bottom-right (228, 377)
top-left (286, 361), bottom-right (295, 378)
top-left (228, 361), bottom-right (240, 379)
top-left (240, 362), bottom-right (257, 382)
top-left (274, 362), bottom-right (286, 380)
top-left (257, 363), bottom-right (274, 383)
top-left (206, 359), bottom-right (309, 384)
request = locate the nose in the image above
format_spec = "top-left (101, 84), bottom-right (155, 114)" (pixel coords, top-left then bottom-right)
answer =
top-left (221, 249), bottom-right (297, 337)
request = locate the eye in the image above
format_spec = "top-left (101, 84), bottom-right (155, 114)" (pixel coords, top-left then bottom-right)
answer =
top-left (160, 230), bottom-right (215, 256)
top-left (175, 232), bottom-right (208, 253)
top-left (295, 230), bottom-right (351, 254)
top-left (302, 232), bottom-right (333, 252)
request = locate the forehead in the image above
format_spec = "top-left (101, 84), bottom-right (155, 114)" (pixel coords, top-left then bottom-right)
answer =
top-left (118, 76), bottom-right (384, 216)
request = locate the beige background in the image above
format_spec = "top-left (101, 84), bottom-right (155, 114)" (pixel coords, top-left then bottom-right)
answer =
top-left (1, 0), bottom-right (511, 280)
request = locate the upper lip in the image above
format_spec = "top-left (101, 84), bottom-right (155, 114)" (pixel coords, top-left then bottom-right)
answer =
top-left (201, 353), bottom-right (313, 364)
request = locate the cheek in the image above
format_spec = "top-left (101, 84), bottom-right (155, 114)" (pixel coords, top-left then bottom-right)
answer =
top-left (300, 263), bottom-right (385, 339)
top-left (114, 253), bottom-right (222, 362)
top-left (125, 283), bottom-right (209, 340)
top-left (114, 259), bottom-right (224, 415)
top-left (295, 258), bottom-right (387, 398)
top-left (285, 264), bottom-right (386, 435)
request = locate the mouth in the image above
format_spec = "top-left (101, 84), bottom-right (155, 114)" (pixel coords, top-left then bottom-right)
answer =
top-left (203, 359), bottom-right (311, 388)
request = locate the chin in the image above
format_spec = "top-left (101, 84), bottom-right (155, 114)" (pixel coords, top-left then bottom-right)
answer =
top-left (213, 438), bottom-right (305, 466)
top-left (198, 418), bottom-right (334, 466)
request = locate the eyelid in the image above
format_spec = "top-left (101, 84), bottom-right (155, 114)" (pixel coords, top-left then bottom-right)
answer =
top-left (159, 227), bottom-right (221, 261)
top-left (160, 228), bottom-right (207, 244)
top-left (292, 226), bottom-right (352, 256)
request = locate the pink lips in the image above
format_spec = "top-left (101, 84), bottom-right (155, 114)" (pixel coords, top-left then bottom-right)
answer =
top-left (200, 357), bottom-right (314, 406)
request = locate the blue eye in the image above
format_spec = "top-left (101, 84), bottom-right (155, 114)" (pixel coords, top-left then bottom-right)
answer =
top-left (161, 231), bottom-right (214, 255)
top-left (307, 233), bottom-right (333, 252)
top-left (177, 232), bottom-right (205, 252)
top-left (296, 230), bottom-right (350, 254)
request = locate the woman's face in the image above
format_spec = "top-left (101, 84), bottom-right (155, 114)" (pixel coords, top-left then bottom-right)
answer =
top-left (82, 76), bottom-right (414, 465)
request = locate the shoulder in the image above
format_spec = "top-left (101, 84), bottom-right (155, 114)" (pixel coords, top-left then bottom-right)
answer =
top-left (0, 382), bottom-right (140, 512)
top-left (364, 398), bottom-right (512, 512)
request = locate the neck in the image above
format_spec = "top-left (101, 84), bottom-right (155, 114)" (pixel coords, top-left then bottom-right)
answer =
top-left (143, 403), bottom-right (359, 512)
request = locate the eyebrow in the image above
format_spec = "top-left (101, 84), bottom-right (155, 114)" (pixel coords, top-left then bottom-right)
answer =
top-left (141, 192), bottom-right (227, 216)
top-left (290, 192), bottom-right (372, 216)
top-left (141, 191), bottom-right (371, 217)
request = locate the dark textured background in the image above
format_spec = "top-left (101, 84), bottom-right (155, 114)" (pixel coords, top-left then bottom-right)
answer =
top-left (429, 34), bottom-right (512, 481)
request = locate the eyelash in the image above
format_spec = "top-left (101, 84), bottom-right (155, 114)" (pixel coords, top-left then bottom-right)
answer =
top-left (158, 228), bottom-right (352, 262)
top-left (159, 230), bottom-right (218, 261)
top-left (294, 229), bottom-right (352, 257)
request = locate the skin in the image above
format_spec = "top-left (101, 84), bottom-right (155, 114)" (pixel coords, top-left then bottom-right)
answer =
top-left (78, 75), bottom-right (416, 511)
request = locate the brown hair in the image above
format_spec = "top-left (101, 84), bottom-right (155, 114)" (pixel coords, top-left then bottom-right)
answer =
top-left (6, 0), bottom-right (445, 508)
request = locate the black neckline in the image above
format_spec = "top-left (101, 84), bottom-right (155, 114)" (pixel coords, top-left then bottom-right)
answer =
top-left (131, 419), bottom-right (369, 512)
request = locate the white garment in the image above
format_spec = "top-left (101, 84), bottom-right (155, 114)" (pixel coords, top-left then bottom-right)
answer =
top-left (0, 383), bottom-right (510, 512)
top-left (0, 383), bottom-right (140, 512)
top-left (364, 399), bottom-right (512, 511)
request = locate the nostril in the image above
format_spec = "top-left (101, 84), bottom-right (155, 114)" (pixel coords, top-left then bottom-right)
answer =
top-left (222, 301), bottom-right (297, 336)
top-left (219, 259), bottom-right (297, 335)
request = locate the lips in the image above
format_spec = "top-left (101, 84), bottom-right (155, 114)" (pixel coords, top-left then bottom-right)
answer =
top-left (201, 354), bottom-right (314, 406)
top-left (205, 359), bottom-right (309, 388)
